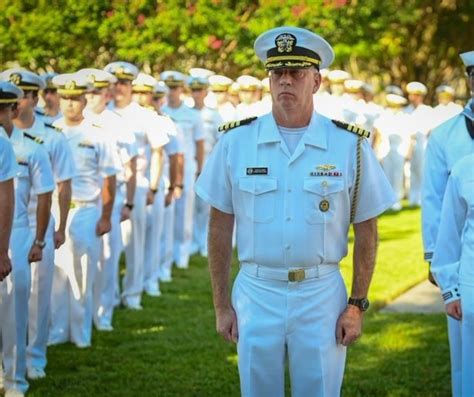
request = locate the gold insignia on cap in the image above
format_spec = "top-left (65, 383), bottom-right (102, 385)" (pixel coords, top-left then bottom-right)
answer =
top-left (65, 80), bottom-right (77, 90)
top-left (10, 73), bottom-right (22, 85)
top-left (116, 66), bottom-right (125, 75)
top-left (275, 33), bottom-right (297, 53)
top-left (87, 74), bottom-right (96, 84)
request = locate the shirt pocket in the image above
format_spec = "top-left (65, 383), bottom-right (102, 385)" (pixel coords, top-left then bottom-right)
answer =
top-left (303, 177), bottom-right (345, 224)
top-left (238, 176), bottom-right (277, 223)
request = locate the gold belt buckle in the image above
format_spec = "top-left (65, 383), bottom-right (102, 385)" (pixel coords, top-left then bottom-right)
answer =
top-left (288, 268), bottom-right (305, 282)
top-left (69, 201), bottom-right (76, 209)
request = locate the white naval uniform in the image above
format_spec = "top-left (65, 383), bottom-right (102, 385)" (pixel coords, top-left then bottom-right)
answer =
top-left (431, 154), bottom-right (474, 397)
top-left (191, 106), bottom-right (222, 256)
top-left (83, 108), bottom-right (138, 328)
top-left (0, 136), bottom-right (18, 393)
top-left (35, 108), bottom-right (63, 126)
top-left (143, 115), bottom-right (177, 295)
top-left (217, 101), bottom-right (237, 123)
top-left (109, 102), bottom-right (169, 307)
top-left (404, 104), bottom-right (434, 206)
top-left (0, 128), bottom-right (54, 395)
top-left (422, 101), bottom-right (474, 397)
top-left (49, 118), bottom-right (119, 347)
top-left (162, 103), bottom-right (204, 268)
top-left (24, 118), bottom-right (75, 372)
top-left (195, 112), bottom-right (395, 397)
top-left (374, 108), bottom-right (411, 209)
top-left (159, 135), bottom-right (183, 282)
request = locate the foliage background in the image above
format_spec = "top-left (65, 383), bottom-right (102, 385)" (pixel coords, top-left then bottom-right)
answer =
top-left (1, 0), bottom-right (473, 99)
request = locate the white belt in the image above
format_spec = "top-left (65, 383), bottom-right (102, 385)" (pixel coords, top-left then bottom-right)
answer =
top-left (70, 200), bottom-right (99, 209)
top-left (240, 262), bottom-right (338, 282)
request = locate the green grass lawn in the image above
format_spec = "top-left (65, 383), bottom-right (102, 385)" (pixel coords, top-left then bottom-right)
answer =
top-left (28, 205), bottom-right (451, 397)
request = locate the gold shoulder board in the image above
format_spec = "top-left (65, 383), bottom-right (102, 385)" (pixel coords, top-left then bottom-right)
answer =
top-left (332, 119), bottom-right (371, 139)
top-left (218, 117), bottom-right (257, 133)
top-left (45, 123), bottom-right (63, 133)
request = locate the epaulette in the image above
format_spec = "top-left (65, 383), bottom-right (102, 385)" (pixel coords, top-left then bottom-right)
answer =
top-left (92, 123), bottom-right (103, 129)
top-left (35, 109), bottom-right (45, 116)
top-left (23, 132), bottom-right (44, 144)
top-left (44, 123), bottom-right (63, 133)
top-left (218, 117), bottom-right (257, 133)
top-left (111, 109), bottom-right (122, 117)
top-left (332, 119), bottom-right (371, 139)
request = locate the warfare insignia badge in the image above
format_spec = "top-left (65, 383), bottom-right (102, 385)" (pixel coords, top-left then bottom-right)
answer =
top-left (10, 73), bottom-right (22, 85)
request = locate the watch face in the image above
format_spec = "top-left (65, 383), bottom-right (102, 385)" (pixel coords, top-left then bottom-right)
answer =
top-left (360, 298), bottom-right (370, 311)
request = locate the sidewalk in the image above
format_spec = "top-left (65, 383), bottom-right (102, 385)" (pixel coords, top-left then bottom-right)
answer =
top-left (381, 280), bottom-right (445, 313)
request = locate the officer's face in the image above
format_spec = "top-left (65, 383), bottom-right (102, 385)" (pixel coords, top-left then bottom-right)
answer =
top-left (86, 88), bottom-right (108, 112)
top-left (167, 86), bottom-right (182, 103)
top-left (270, 67), bottom-right (320, 112)
top-left (0, 104), bottom-right (19, 129)
top-left (42, 89), bottom-right (59, 109)
top-left (408, 93), bottom-right (424, 106)
top-left (17, 90), bottom-right (38, 116)
top-left (239, 90), bottom-right (255, 105)
top-left (132, 92), bottom-right (153, 107)
top-left (60, 96), bottom-right (86, 121)
top-left (191, 88), bottom-right (207, 104)
top-left (113, 80), bottom-right (133, 105)
top-left (214, 91), bottom-right (228, 105)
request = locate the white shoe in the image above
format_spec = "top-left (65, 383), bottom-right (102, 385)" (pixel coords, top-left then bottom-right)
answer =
top-left (145, 285), bottom-right (162, 297)
top-left (0, 372), bottom-right (4, 394)
top-left (75, 342), bottom-right (91, 349)
top-left (27, 367), bottom-right (46, 380)
top-left (5, 390), bottom-right (25, 397)
top-left (96, 323), bottom-right (114, 332)
top-left (122, 301), bottom-right (143, 310)
top-left (175, 263), bottom-right (189, 269)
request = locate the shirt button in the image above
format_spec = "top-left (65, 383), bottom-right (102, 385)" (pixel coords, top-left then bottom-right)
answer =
top-left (287, 188), bottom-right (292, 192)
top-left (286, 216), bottom-right (291, 221)
top-left (321, 181), bottom-right (328, 187)
top-left (285, 245), bottom-right (291, 250)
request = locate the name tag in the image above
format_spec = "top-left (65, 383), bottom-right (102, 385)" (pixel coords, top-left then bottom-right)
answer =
top-left (79, 142), bottom-right (95, 149)
top-left (247, 167), bottom-right (268, 175)
top-left (310, 171), bottom-right (342, 177)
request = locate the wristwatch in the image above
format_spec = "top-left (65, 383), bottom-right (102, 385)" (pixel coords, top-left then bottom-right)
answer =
top-left (348, 297), bottom-right (370, 312)
top-left (33, 239), bottom-right (46, 249)
top-left (125, 203), bottom-right (134, 211)
top-left (150, 188), bottom-right (158, 194)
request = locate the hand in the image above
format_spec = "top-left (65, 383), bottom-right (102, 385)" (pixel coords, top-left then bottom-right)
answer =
top-left (446, 300), bottom-right (462, 321)
top-left (121, 205), bottom-right (131, 222)
top-left (164, 190), bottom-right (174, 207)
top-left (28, 244), bottom-right (43, 263)
top-left (96, 217), bottom-right (112, 236)
top-left (336, 305), bottom-right (363, 346)
top-left (0, 252), bottom-right (12, 281)
top-left (173, 186), bottom-right (183, 200)
top-left (54, 230), bottom-right (66, 249)
top-left (146, 190), bottom-right (155, 205)
top-left (215, 306), bottom-right (238, 343)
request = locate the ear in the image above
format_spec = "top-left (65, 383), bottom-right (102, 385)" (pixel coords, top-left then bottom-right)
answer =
top-left (313, 71), bottom-right (321, 94)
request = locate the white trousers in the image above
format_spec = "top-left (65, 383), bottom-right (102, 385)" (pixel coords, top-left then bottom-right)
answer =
top-left (121, 184), bottom-right (147, 306)
top-left (173, 185), bottom-right (195, 268)
top-left (93, 192), bottom-right (123, 328)
top-left (192, 194), bottom-right (209, 256)
top-left (49, 205), bottom-right (100, 347)
top-left (382, 151), bottom-right (405, 204)
top-left (232, 266), bottom-right (347, 397)
top-left (447, 283), bottom-right (473, 397)
top-left (1, 227), bottom-right (32, 394)
top-left (409, 150), bottom-right (424, 206)
top-left (27, 218), bottom-right (55, 371)
top-left (143, 189), bottom-right (165, 293)
top-left (160, 200), bottom-right (175, 281)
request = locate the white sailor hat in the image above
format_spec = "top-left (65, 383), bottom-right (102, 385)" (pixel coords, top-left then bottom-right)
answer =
top-left (319, 68), bottom-right (329, 79)
top-left (41, 72), bottom-right (59, 90)
top-left (236, 75), bottom-right (261, 91)
top-left (77, 68), bottom-right (117, 89)
top-left (104, 61), bottom-right (139, 81)
top-left (153, 81), bottom-right (169, 98)
top-left (188, 76), bottom-right (209, 90)
top-left (160, 71), bottom-right (186, 88)
top-left (189, 68), bottom-right (215, 78)
top-left (52, 73), bottom-right (90, 96)
top-left (208, 75), bottom-right (233, 92)
top-left (460, 51), bottom-right (474, 73)
top-left (254, 26), bottom-right (334, 71)
top-left (2, 69), bottom-right (45, 91)
top-left (386, 93), bottom-right (407, 107)
top-left (261, 77), bottom-right (270, 93)
top-left (385, 85), bottom-right (404, 96)
top-left (344, 79), bottom-right (364, 93)
top-left (406, 81), bottom-right (427, 95)
top-left (132, 72), bottom-right (158, 93)
top-left (0, 81), bottom-right (24, 104)
top-left (362, 83), bottom-right (375, 95)
top-left (327, 70), bottom-right (351, 84)
top-left (435, 84), bottom-right (455, 97)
